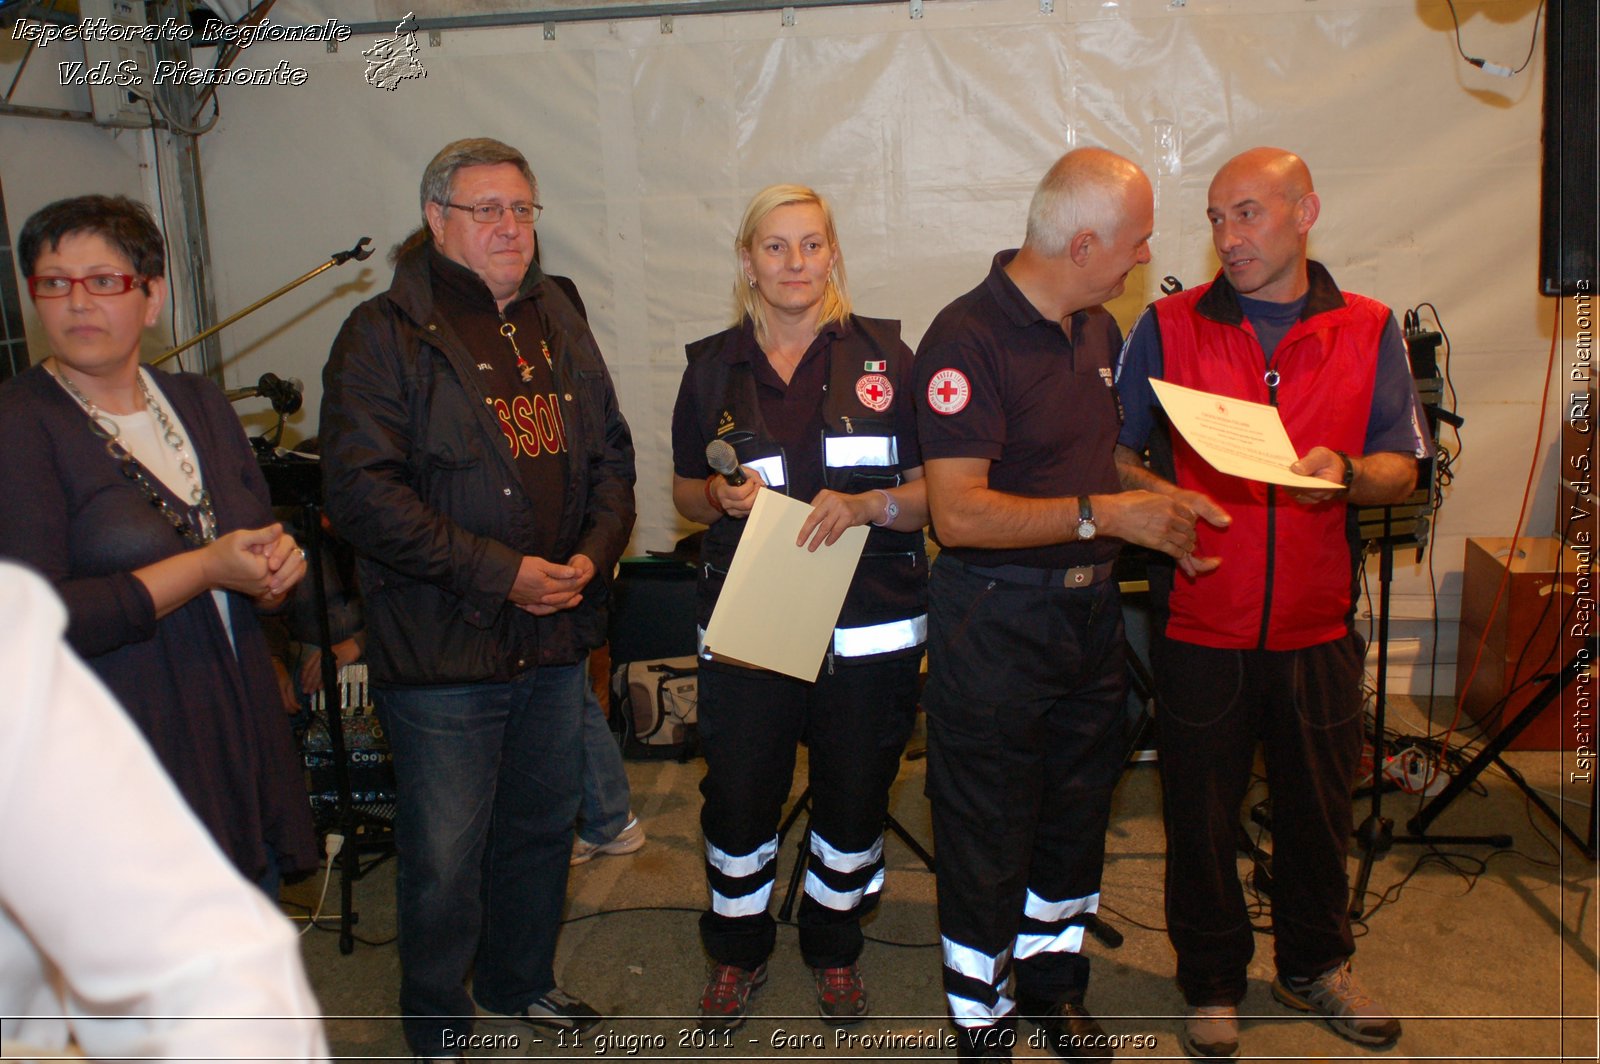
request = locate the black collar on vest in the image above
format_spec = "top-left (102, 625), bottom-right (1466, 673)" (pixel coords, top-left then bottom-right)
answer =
top-left (1195, 260), bottom-right (1348, 326)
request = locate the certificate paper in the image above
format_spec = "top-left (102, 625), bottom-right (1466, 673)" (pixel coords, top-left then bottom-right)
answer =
top-left (1149, 378), bottom-right (1344, 491)
top-left (702, 490), bottom-right (868, 680)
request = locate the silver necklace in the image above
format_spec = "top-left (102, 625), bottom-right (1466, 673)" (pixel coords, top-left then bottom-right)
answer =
top-left (52, 366), bottom-right (219, 546)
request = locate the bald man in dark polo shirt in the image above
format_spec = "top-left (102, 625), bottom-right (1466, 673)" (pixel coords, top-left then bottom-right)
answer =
top-left (913, 148), bottom-right (1220, 1062)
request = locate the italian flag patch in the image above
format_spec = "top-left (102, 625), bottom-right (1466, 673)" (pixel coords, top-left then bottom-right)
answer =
top-left (863, 360), bottom-right (886, 372)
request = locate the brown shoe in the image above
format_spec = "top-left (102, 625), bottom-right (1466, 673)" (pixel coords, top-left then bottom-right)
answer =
top-left (1019, 999), bottom-right (1114, 1061)
top-left (813, 963), bottom-right (868, 1025)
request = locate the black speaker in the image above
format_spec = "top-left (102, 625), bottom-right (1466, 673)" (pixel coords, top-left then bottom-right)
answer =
top-left (1540, 0), bottom-right (1598, 297)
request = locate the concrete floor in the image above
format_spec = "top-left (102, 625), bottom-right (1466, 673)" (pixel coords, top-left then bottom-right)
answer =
top-left (284, 699), bottom-right (1599, 1061)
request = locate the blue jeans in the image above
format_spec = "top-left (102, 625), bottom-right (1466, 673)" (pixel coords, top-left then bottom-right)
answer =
top-left (374, 663), bottom-right (585, 1055)
top-left (577, 660), bottom-right (632, 844)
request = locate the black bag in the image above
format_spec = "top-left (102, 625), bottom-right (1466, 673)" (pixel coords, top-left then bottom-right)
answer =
top-left (611, 655), bottom-right (699, 760)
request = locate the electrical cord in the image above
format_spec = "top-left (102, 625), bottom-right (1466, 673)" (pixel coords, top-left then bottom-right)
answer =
top-left (559, 903), bottom-right (947, 949)
top-left (142, 98), bottom-right (183, 360)
top-left (129, 81), bottom-right (221, 137)
top-left (1435, 300), bottom-right (1562, 754)
top-left (298, 832), bottom-right (343, 937)
top-left (1444, 0), bottom-right (1546, 77)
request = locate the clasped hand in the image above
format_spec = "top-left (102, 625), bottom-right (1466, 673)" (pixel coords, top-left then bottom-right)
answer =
top-left (203, 523), bottom-right (307, 605)
top-left (510, 553), bottom-right (596, 615)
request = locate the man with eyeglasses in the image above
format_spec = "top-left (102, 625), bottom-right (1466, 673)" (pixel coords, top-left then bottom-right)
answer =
top-left (320, 138), bottom-right (636, 1060)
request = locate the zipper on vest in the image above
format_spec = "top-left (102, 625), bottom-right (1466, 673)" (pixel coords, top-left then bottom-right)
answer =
top-left (1256, 373), bottom-right (1280, 650)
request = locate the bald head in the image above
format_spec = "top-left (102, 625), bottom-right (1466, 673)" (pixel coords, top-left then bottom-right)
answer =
top-left (1210, 147), bottom-right (1314, 205)
top-left (1024, 147), bottom-right (1153, 257)
top-left (1206, 147), bottom-right (1321, 303)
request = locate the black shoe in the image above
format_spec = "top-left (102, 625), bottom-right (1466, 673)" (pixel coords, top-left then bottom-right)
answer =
top-left (1019, 999), bottom-right (1115, 1062)
top-left (512, 987), bottom-right (601, 1032)
top-left (957, 1016), bottom-right (1017, 1061)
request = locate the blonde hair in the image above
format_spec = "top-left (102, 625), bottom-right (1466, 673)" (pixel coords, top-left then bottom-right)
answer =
top-left (732, 184), bottom-right (851, 351)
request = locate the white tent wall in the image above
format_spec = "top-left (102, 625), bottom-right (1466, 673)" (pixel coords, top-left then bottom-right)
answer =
top-left (0, 0), bottom-right (1571, 700)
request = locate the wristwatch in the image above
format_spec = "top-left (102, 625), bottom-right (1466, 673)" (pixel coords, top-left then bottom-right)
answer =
top-left (1335, 450), bottom-right (1356, 488)
top-left (1075, 495), bottom-right (1097, 541)
top-left (873, 489), bottom-right (899, 528)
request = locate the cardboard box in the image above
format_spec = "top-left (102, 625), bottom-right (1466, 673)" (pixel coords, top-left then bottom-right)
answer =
top-left (1455, 537), bottom-right (1590, 750)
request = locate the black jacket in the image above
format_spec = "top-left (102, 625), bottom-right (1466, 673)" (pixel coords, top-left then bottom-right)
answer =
top-left (320, 245), bottom-right (636, 685)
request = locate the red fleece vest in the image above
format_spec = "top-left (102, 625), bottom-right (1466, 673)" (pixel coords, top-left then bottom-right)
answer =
top-left (1154, 281), bottom-right (1388, 650)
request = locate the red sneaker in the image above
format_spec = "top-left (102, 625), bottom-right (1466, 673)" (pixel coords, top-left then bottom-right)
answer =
top-left (813, 963), bottom-right (868, 1025)
top-left (698, 962), bottom-right (768, 1031)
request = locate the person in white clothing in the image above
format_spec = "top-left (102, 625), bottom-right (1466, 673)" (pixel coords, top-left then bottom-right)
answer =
top-left (0, 561), bottom-right (330, 1059)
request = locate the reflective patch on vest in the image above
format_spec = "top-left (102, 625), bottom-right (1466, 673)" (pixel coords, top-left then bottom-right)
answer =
top-left (716, 409), bottom-right (737, 436)
top-left (823, 434), bottom-right (896, 468)
top-left (927, 369), bottom-right (971, 415)
top-left (855, 373), bottom-right (893, 412)
top-left (744, 453), bottom-right (787, 488)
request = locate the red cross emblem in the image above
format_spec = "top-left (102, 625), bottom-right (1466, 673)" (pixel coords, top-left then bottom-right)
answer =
top-left (927, 369), bottom-right (970, 415)
top-left (856, 373), bottom-right (893, 412)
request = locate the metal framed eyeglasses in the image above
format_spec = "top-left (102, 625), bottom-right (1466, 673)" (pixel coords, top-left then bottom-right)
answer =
top-left (28, 273), bottom-right (147, 299)
top-left (444, 201), bottom-right (542, 225)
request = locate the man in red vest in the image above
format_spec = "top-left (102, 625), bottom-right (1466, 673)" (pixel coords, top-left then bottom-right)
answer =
top-left (1114, 148), bottom-right (1431, 1062)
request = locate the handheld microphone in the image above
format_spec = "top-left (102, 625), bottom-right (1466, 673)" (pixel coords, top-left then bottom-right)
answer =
top-left (705, 439), bottom-right (746, 486)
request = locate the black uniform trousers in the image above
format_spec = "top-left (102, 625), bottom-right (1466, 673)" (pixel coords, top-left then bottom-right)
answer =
top-left (697, 652), bottom-right (920, 970)
top-left (922, 557), bottom-right (1128, 1028)
top-left (1152, 631), bottom-right (1365, 1007)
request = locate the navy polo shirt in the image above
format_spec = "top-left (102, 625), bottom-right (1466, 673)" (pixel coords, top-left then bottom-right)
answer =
top-left (913, 250), bottom-right (1125, 570)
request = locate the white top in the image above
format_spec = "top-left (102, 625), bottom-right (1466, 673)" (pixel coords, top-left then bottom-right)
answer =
top-left (0, 562), bottom-right (329, 1059)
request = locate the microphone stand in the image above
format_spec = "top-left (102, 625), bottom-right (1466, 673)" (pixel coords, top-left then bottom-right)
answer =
top-left (149, 237), bottom-right (373, 368)
top-left (142, 236), bottom-right (376, 951)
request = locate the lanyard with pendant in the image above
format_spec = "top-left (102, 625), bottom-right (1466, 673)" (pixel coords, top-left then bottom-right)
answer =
top-left (499, 320), bottom-right (554, 383)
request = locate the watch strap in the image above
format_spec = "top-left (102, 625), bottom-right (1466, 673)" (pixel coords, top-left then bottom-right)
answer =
top-left (1335, 450), bottom-right (1355, 488)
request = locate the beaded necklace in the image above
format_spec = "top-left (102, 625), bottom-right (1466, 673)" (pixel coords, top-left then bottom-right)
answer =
top-left (51, 365), bottom-right (219, 547)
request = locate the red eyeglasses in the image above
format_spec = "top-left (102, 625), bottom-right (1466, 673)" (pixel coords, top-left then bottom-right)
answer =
top-left (27, 273), bottom-right (147, 299)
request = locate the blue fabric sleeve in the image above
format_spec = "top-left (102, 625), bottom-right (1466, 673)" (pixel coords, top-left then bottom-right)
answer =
top-left (1113, 307), bottom-right (1163, 452)
top-left (1365, 314), bottom-right (1435, 458)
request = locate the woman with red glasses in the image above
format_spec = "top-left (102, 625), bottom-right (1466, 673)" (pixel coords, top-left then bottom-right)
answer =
top-left (0, 195), bottom-right (317, 892)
